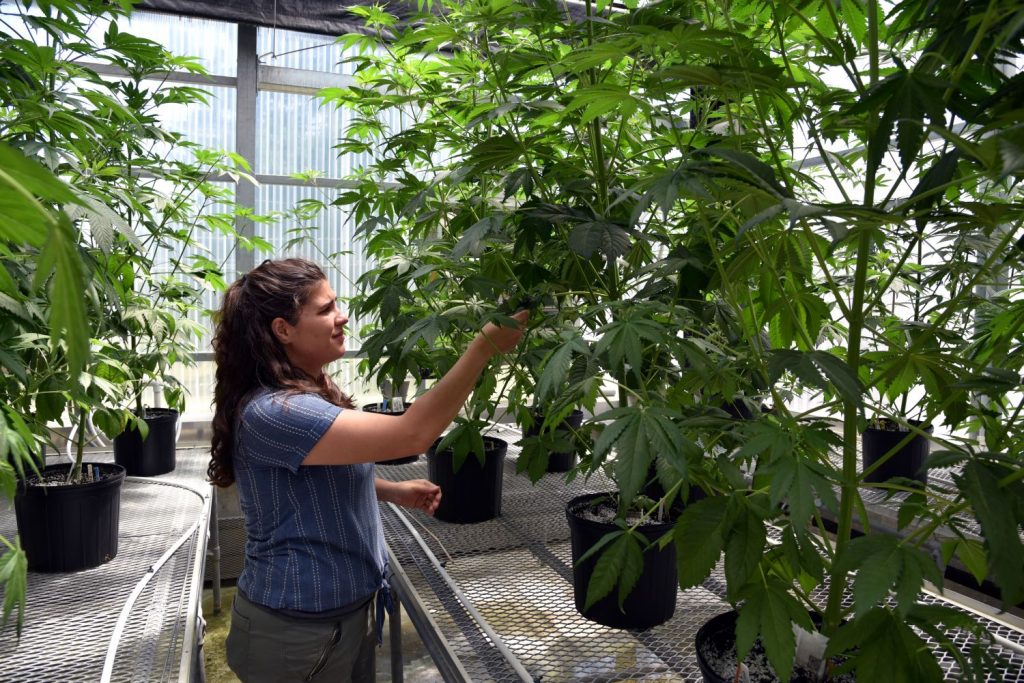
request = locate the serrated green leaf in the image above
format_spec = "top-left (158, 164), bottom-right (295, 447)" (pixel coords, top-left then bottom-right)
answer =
top-left (838, 535), bottom-right (941, 617)
top-left (516, 437), bottom-right (555, 483)
top-left (674, 496), bottom-right (727, 589)
top-left (724, 501), bottom-right (766, 600)
top-left (591, 406), bottom-right (634, 467)
top-left (840, 0), bottom-right (867, 44)
top-left (810, 351), bottom-right (863, 406)
top-left (616, 533), bottom-right (645, 610)
top-left (34, 390), bottom-right (66, 424)
top-left (594, 315), bottom-right (667, 383)
top-left (536, 337), bottom-right (581, 403)
top-left (707, 147), bottom-right (791, 198)
top-left (767, 457), bottom-right (816, 527)
top-left (0, 143), bottom-right (81, 246)
top-left (34, 215), bottom-right (89, 384)
top-left (606, 406), bottom-right (686, 503)
top-left (0, 538), bottom-right (27, 638)
top-left (827, 607), bottom-right (945, 681)
top-left (956, 461), bottom-right (1024, 604)
top-left (735, 581), bottom-right (809, 682)
top-left (955, 539), bottom-right (989, 586)
top-left (0, 348), bottom-right (27, 385)
top-left (466, 134), bottom-right (522, 174)
top-left (567, 221), bottom-right (631, 260)
top-left (451, 214), bottom-right (504, 259)
top-left (584, 532), bottom-right (641, 611)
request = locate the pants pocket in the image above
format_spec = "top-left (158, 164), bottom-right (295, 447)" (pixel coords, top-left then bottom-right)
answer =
top-left (225, 599), bottom-right (251, 681)
top-left (304, 622), bottom-right (342, 682)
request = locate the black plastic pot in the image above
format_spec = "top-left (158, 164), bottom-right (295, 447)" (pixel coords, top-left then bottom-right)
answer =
top-left (363, 402), bottom-right (419, 465)
top-left (522, 409), bottom-right (584, 472)
top-left (696, 610), bottom-right (851, 682)
top-left (861, 419), bottom-right (931, 486)
top-left (113, 407), bottom-right (178, 476)
top-left (427, 436), bottom-right (507, 523)
top-left (565, 491), bottom-right (677, 630)
top-left (14, 463), bottom-right (126, 572)
top-left (721, 397), bottom-right (762, 420)
top-left (696, 610), bottom-right (741, 683)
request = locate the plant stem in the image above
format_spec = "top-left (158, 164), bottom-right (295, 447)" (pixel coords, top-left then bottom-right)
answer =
top-left (826, 0), bottom-right (882, 632)
top-left (68, 405), bottom-right (87, 484)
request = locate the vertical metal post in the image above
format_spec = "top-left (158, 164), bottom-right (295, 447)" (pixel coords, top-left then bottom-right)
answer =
top-left (389, 585), bottom-right (404, 683)
top-left (209, 485), bottom-right (222, 613)
top-left (235, 24), bottom-right (258, 276)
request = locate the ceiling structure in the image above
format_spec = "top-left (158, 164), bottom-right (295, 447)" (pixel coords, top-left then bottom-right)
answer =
top-left (138, 0), bottom-right (591, 37)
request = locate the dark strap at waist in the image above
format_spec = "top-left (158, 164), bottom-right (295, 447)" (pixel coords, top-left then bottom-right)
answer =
top-left (238, 588), bottom-right (374, 623)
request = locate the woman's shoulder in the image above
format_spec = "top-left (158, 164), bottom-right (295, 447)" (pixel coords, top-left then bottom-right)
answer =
top-left (241, 388), bottom-right (340, 423)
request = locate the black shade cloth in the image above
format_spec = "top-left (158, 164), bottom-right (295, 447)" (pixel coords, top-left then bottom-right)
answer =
top-left (137, 0), bottom-right (591, 37)
top-left (137, 0), bottom-right (419, 37)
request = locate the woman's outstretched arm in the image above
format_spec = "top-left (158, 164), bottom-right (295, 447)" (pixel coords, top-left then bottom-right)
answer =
top-left (302, 310), bottom-right (529, 466)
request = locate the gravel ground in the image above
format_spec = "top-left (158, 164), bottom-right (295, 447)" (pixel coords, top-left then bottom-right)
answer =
top-left (201, 586), bottom-right (442, 682)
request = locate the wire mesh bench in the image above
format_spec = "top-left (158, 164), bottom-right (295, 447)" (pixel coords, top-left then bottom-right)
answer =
top-left (0, 446), bottom-right (213, 683)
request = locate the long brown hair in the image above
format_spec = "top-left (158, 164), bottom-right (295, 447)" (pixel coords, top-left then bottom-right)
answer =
top-left (208, 258), bottom-right (354, 487)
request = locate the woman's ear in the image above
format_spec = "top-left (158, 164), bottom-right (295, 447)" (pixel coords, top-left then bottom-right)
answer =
top-left (271, 317), bottom-right (291, 344)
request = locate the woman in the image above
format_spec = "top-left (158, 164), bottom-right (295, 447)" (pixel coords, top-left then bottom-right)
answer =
top-left (209, 258), bottom-right (527, 682)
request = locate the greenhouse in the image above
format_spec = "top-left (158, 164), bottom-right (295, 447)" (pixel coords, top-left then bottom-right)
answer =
top-left (1, 0), bottom-right (1023, 681)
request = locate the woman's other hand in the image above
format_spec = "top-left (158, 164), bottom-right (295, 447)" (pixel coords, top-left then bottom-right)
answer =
top-left (377, 478), bottom-right (442, 515)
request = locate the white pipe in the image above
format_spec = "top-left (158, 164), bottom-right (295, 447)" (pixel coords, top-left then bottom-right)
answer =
top-left (179, 484), bottom-right (214, 681)
top-left (101, 478), bottom-right (211, 683)
top-left (386, 502), bottom-right (535, 683)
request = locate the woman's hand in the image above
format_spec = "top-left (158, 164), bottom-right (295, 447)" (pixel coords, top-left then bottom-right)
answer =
top-left (376, 478), bottom-right (442, 515)
top-left (474, 309), bottom-right (529, 358)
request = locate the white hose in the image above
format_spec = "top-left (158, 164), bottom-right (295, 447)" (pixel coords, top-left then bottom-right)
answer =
top-left (100, 479), bottom-right (211, 683)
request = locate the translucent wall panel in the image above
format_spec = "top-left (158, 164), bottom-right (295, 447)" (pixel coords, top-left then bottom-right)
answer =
top-left (257, 90), bottom-right (345, 176)
top-left (256, 26), bottom-right (356, 75)
top-left (152, 84), bottom-right (237, 163)
top-left (171, 357), bottom-right (380, 421)
top-left (257, 90), bottom-right (407, 178)
top-left (254, 184), bottom-right (371, 334)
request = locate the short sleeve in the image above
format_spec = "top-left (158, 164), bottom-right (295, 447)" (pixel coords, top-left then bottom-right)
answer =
top-left (238, 391), bottom-right (343, 473)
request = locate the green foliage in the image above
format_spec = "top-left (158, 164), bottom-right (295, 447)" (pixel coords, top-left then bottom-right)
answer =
top-left (0, 0), bottom-right (252, 636)
top-left (955, 459), bottom-right (1024, 605)
top-left (583, 531), bottom-right (644, 612)
top-left (835, 534), bottom-right (943, 618)
top-left (329, 0), bottom-right (1024, 677)
top-left (826, 607), bottom-right (947, 682)
top-left (736, 578), bottom-right (813, 683)
top-left (0, 538), bottom-right (27, 637)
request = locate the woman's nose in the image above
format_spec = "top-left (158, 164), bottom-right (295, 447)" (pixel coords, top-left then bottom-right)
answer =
top-left (337, 312), bottom-right (349, 326)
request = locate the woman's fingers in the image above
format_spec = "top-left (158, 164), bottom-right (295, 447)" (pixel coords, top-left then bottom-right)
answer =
top-left (480, 309), bottom-right (529, 355)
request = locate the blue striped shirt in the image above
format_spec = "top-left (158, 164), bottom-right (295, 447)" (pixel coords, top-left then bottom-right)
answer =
top-left (234, 389), bottom-right (387, 612)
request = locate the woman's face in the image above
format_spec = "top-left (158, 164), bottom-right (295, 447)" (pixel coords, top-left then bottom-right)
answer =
top-left (273, 279), bottom-right (348, 376)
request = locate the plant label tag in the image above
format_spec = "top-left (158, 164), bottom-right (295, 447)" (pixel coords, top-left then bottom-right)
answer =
top-left (793, 624), bottom-right (828, 677)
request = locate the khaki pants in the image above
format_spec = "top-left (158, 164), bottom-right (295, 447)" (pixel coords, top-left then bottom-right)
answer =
top-left (226, 592), bottom-right (376, 682)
